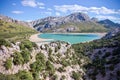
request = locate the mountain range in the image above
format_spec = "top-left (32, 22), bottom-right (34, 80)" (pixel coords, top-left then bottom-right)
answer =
top-left (0, 12), bottom-right (120, 33)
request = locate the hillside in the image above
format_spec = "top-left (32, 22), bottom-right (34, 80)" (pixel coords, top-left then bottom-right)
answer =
top-left (72, 28), bottom-right (120, 80)
top-left (98, 19), bottom-right (120, 28)
top-left (0, 20), bottom-right (37, 41)
top-left (31, 12), bottom-right (108, 33)
top-left (0, 26), bottom-right (120, 80)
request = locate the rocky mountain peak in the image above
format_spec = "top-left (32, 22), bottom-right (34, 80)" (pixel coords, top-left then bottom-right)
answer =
top-left (91, 17), bottom-right (98, 22)
top-left (98, 19), bottom-right (120, 28)
top-left (65, 12), bottom-right (90, 22)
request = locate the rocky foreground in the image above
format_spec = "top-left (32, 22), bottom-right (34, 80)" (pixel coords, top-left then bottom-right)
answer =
top-left (0, 29), bottom-right (120, 80)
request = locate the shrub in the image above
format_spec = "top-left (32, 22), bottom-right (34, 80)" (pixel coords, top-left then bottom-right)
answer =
top-left (21, 50), bottom-right (30, 64)
top-left (57, 67), bottom-right (66, 72)
top-left (71, 71), bottom-right (80, 80)
top-left (16, 70), bottom-right (33, 80)
top-left (13, 52), bottom-right (24, 65)
top-left (30, 53), bottom-right (46, 72)
top-left (30, 60), bottom-right (45, 72)
top-left (4, 58), bottom-right (12, 70)
top-left (46, 61), bottom-right (55, 75)
top-left (32, 72), bottom-right (39, 80)
top-left (102, 52), bottom-right (111, 58)
top-left (109, 65), bottom-right (114, 71)
top-left (61, 75), bottom-right (66, 80)
top-left (0, 39), bottom-right (11, 47)
top-left (0, 73), bottom-right (19, 80)
top-left (20, 40), bottom-right (34, 50)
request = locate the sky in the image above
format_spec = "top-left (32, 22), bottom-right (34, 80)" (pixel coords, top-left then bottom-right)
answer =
top-left (0, 0), bottom-right (120, 23)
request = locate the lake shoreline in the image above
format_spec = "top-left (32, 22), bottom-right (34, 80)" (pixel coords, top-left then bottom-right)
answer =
top-left (29, 32), bottom-right (107, 43)
top-left (29, 33), bottom-right (53, 43)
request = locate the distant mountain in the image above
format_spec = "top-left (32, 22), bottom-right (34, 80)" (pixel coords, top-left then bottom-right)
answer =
top-left (98, 19), bottom-right (120, 28)
top-left (0, 15), bottom-right (32, 28)
top-left (31, 12), bottom-right (108, 33)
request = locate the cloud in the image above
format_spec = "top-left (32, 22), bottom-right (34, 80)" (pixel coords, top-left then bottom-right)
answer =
top-left (21, 0), bottom-right (44, 8)
top-left (54, 4), bottom-right (119, 15)
top-left (96, 15), bottom-right (120, 23)
top-left (55, 12), bottom-right (60, 16)
top-left (21, 0), bottom-right (37, 7)
top-left (39, 6), bottom-right (45, 9)
top-left (47, 8), bottom-right (52, 11)
top-left (12, 11), bottom-right (24, 14)
top-left (37, 2), bottom-right (44, 6)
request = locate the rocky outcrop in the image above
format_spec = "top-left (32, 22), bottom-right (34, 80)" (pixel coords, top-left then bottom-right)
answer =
top-left (103, 28), bottom-right (120, 39)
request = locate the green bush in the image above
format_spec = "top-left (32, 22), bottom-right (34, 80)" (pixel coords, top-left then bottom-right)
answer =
top-left (32, 72), bottom-right (39, 80)
top-left (21, 50), bottom-right (30, 64)
top-left (13, 52), bottom-right (24, 65)
top-left (20, 40), bottom-right (35, 50)
top-left (71, 71), bottom-right (81, 80)
top-left (61, 75), bottom-right (66, 80)
top-left (46, 61), bottom-right (55, 75)
top-left (0, 39), bottom-right (11, 46)
top-left (4, 58), bottom-right (12, 70)
top-left (16, 70), bottom-right (33, 80)
top-left (0, 73), bottom-right (19, 80)
top-left (30, 53), bottom-right (46, 72)
top-left (57, 67), bottom-right (66, 72)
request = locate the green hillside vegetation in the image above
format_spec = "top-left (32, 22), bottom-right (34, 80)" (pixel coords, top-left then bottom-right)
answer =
top-left (60, 22), bottom-right (108, 32)
top-left (72, 33), bottom-right (120, 80)
top-left (45, 21), bottom-right (109, 33)
top-left (0, 20), bottom-right (37, 41)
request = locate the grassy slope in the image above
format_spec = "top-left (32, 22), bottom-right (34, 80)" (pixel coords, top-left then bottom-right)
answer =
top-left (45, 21), bottom-right (109, 33)
top-left (0, 20), bottom-right (37, 41)
top-left (61, 22), bottom-right (108, 32)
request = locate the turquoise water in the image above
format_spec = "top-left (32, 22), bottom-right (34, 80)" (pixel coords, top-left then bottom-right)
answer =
top-left (38, 33), bottom-right (101, 44)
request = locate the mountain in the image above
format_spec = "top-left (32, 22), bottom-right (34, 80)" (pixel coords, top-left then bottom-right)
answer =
top-left (31, 12), bottom-right (108, 33)
top-left (98, 19), bottom-right (120, 28)
top-left (0, 15), bottom-right (32, 28)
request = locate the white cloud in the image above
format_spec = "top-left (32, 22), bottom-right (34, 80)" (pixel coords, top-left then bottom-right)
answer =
top-left (47, 8), bottom-right (52, 11)
top-left (12, 11), bottom-right (24, 14)
top-left (54, 4), bottom-right (119, 15)
top-left (12, 3), bottom-right (16, 6)
top-left (37, 2), bottom-right (44, 6)
top-left (96, 15), bottom-right (120, 23)
top-left (21, 0), bottom-right (37, 7)
top-left (39, 6), bottom-right (45, 9)
top-left (21, 0), bottom-right (45, 8)
top-left (56, 12), bottom-right (60, 16)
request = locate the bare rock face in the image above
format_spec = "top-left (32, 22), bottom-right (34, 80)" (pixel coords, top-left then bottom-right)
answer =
top-left (30, 12), bottom-right (91, 32)
top-left (103, 28), bottom-right (120, 39)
